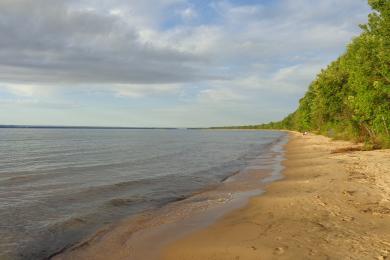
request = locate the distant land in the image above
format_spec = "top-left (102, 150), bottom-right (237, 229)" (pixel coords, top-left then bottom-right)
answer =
top-left (0, 125), bottom-right (180, 130)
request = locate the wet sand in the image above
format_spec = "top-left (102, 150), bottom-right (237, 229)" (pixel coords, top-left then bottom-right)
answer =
top-left (54, 132), bottom-right (390, 259)
top-left (163, 132), bottom-right (390, 259)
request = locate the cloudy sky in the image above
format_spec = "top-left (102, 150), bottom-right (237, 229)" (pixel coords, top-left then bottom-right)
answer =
top-left (0, 0), bottom-right (371, 127)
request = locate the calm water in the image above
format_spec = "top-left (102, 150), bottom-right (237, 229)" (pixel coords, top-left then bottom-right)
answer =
top-left (0, 129), bottom-right (286, 259)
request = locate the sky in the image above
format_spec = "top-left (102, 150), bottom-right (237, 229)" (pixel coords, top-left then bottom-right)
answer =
top-left (0, 0), bottom-right (371, 127)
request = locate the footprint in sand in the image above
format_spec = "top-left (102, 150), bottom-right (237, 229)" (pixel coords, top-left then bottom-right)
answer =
top-left (274, 247), bottom-right (286, 255)
top-left (341, 216), bottom-right (355, 222)
top-left (343, 190), bottom-right (357, 196)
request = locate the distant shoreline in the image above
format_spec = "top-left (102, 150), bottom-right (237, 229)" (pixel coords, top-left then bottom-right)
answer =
top-left (0, 125), bottom-right (180, 130)
top-left (0, 125), bottom-right (279, 131)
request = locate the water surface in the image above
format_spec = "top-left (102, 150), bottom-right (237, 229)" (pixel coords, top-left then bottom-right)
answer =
top-left (0, 129), bottom-right (286, 259)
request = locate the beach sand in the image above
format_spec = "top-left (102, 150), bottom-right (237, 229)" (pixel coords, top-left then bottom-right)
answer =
top-left (162, 132), bottom-right (390, 260)
top-left (54, 132), bottom-right (390, 260)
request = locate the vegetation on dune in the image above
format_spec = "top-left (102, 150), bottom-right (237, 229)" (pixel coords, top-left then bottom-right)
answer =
top-left (223, 0), bottom-right (390, 148)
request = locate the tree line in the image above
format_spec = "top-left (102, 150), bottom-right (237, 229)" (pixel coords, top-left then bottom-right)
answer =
top-left (242, 0), bottom-right (389, 148)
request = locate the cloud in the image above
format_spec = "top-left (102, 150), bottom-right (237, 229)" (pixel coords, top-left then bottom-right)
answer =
top-left (0, 0), bottom-right (215, 86)
top-left (113, 84), bottom-right (182, 98)
top-left (198, 88), bottom-right (245, 102)
top-left (0, 98), bottom-right (80, 110)
top-left (3, 84), bottom-right (55, 97)
top-left (4, 85), bottom-right (37, 97)
top-left (0, 0), bottom-right (369, 87)
top-left (0, 0), bottom-right (371, 126)
top-left (179, 7), bottom-right (198, 20)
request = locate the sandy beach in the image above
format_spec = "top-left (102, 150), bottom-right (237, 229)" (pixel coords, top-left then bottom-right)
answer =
top-left (163, 132), bottom-right (390, 259)
top-left (54, 132), bottom-right (390, 260)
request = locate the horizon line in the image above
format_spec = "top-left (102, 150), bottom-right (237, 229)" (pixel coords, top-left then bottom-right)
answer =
top-left (0, 124), bottom-right (209, 130)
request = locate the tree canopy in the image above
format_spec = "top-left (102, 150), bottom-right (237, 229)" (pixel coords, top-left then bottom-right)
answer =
top-left (253, 0), bottom-right (390, 148)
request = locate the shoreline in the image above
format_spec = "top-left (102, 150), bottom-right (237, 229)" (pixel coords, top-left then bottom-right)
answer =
top-left (163, 132), bottom-right (390, 259)
top-left (53, 132), bottom-right (289, 260)
top-left (54, 132), bottom-right (390, 259)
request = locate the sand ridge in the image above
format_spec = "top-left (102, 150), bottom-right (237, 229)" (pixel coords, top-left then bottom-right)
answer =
top-left (162, 133), bottom-right (390, 259)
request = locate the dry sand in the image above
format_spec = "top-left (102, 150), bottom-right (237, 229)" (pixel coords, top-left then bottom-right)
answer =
top-left (54, 132), bottom-right (390, 260)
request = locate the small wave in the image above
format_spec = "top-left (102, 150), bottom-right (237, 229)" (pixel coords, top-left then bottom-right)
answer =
top-left (0, 173), bottom-right (45, 186)
top-left (113, 179), bottom-right (152, 188)
top-left (6, 175), bottom-right (34, 182)
top-left (106, 197), bottom-right (145, 207)
top-left (73, 179), bottom-right (154, 198)
top-left (59, 217), bottom-right (89, 229)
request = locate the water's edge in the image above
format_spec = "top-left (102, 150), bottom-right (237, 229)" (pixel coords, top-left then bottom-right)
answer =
top-left (51, 132), bottom-right (290, 260)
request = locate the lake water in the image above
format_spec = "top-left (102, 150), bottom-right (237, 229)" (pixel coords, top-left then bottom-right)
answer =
top-left (0, 128), bottom-right (287, 259)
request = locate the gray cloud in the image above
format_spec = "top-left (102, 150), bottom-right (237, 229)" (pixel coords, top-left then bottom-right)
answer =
top-left (0, 0), bottom-right (370, 88)
top-left (0, 0), bottom-right (215, 85)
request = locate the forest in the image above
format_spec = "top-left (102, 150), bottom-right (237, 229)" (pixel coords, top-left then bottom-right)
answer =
top-left (244, 0), bottom-right (390, 148)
